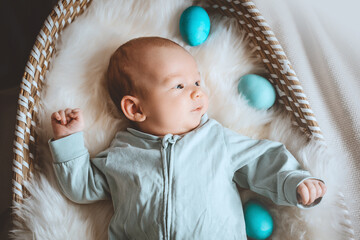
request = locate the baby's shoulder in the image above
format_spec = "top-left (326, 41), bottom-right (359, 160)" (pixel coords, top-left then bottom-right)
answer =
top-left (193, 118), bottom-right (226, 140)
top-left (201, 118), bottom-right (226, 132)
top-left (109, 130), bottom-right (134, 147)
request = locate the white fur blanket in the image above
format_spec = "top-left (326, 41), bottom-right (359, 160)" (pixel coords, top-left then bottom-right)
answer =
top-left (11, 0), bottom-right (350, 239)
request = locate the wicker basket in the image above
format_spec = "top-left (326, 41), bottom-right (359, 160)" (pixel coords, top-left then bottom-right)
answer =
top-left (11, 0), bottom-right (354, 238)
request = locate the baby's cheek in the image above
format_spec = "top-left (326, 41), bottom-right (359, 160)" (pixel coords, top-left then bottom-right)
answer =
top-left (203, 99), bottom-right (209, 113)
top-left (158, 103), bottom-right (177, 123)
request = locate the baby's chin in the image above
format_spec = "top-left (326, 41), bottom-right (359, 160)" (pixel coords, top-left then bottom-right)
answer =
top-left (174, 118), bottom-right (203, 135)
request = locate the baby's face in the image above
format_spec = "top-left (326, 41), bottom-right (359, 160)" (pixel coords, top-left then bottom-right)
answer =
top-left (134, 46), bottom-right (208, 136)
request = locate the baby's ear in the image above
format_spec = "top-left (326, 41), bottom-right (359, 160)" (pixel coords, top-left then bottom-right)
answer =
top-left (121, 95), bottom-right (146, 122)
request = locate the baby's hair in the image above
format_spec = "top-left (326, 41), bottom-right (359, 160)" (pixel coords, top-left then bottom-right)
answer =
top-left (106, 36), bottom-right (184, 115)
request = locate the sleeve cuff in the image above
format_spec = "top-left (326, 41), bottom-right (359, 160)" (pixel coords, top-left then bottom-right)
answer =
top-left (284, 171), bottom-right (324, 208)
top-left (48, 132), bottom-right (88, 163)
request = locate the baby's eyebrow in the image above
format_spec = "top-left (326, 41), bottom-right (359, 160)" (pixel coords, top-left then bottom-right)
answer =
top-left (164, 71), bottom-right (201, 84)
top-left (164, 73), bottom-right (182, 83)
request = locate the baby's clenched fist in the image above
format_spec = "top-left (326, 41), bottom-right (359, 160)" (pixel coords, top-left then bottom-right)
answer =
top-left (51, 108), bottom-right (84, 140)
top-left (297, 179), bottom-right (326, 206)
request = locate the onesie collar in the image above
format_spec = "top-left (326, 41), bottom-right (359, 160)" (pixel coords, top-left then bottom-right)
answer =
top-left (126, 113), bottom-right (209, 140)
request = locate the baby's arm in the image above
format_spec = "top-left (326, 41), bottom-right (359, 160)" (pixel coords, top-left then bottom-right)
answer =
top-left (223, 127), bottom-right (326, 208)
top-left (49, 108), bottom-right (110, 203)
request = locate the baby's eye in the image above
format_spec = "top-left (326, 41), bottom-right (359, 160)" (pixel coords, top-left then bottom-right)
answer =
top-left (175, 84), bottom-right (184, 89)
top-left (195, 81), bottom-right (201, 86)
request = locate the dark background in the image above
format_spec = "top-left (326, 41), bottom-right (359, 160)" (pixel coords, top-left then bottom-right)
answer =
top-left (0, 0), bottom-right (58, 238)
top-left (0, 0), bottom-right (57, 90)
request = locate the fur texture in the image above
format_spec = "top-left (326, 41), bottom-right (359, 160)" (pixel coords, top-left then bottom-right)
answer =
top-left (11, 0), bottom-right (350, 239)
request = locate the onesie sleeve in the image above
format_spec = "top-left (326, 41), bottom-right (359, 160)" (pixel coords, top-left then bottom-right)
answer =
top-left (223, 127), bottom-right (323, 208)
top-left (48, 132), bottom-right (111, 204)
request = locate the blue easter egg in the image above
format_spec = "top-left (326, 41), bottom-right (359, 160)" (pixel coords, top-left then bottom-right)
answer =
top-left (244, 200), bottom-right (274, 240)
top-left (179, 6), bottom-right (211, 46)
top-left (237, 74), bottom-right (276, 110)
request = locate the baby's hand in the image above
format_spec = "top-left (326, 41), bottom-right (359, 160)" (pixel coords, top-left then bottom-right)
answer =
top-left (296, 179), bottom-right (327, 206)
top-left (51, 108), bottom-right (84, 140)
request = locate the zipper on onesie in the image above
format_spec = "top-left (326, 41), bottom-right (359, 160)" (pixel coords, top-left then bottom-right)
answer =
top-left (161, 134), bottom-right (180, 240)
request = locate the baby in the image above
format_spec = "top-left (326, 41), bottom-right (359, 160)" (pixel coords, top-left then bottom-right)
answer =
top-left (49, 37), bottom-right (326, 239)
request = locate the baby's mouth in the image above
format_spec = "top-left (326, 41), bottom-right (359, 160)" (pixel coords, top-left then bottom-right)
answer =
top-left (191, 106), bottom-right (203, 112)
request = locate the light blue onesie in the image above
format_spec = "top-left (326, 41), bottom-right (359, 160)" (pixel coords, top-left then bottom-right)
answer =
top-left (48, 113), bottom-right (321, 240)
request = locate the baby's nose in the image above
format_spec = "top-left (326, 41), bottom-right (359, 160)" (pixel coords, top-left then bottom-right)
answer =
top-left (191, 89), bottom-right (202, 99)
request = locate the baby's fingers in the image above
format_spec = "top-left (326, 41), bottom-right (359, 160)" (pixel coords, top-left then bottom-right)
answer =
top-left (65, 108), bottom-right (72, 115)
top-left (297, 184), bottom-right (309, 205)
top-left (58, 110), bottom-right (67, 124)
top-left (65, 108), bottom-right (73, 122)
top-left (305, 181), bottom-right (317, 204)
top-left (319, 181), bottom-right (327, 197)
top-left (68, 112), bottom-right (77, 120)
top-left (314, 182), bottom-right (323, 199)
top-left (69, 108), bottom-right (81, 119)
top-left (51, 112), bottom-right (61, 122)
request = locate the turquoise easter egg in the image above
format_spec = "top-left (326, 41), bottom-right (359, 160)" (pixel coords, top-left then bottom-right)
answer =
top-left (238, 74), bottom-right (276, 110)
top-left (179, 6), bottom-right (210, 46)
top-left (244, 200), bottom-right (274, 240)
